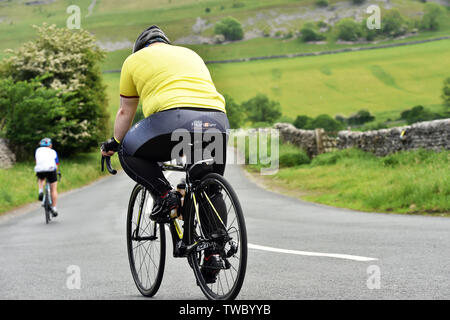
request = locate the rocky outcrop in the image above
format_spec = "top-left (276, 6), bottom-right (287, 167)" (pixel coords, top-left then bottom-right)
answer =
top-left (0, 138), bottom-right (15, 168)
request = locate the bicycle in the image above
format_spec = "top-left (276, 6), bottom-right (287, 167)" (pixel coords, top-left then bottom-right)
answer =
top-left (101, 156), bottom-right (247, 300)
top-left (41, 171), bottom-right (61, 224)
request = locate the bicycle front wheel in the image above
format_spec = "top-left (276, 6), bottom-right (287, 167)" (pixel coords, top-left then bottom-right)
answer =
top-left (187, 173), bottom-right (247, 300)
top-left (127, 184), bottom-right (166, 297)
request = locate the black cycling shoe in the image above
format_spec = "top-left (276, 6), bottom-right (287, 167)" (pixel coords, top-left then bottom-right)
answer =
top-left (50, 207), bottom-right (58, 217)
top-left (201, 254), bottom-right (224, 284)
top-left (150, 190), bottom-right (181, 223)
top-left (38, 192), bottom-right (43, 201)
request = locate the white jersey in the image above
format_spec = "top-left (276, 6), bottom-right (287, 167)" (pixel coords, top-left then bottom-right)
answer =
top-left (34, 147), bottom-right (59, 172)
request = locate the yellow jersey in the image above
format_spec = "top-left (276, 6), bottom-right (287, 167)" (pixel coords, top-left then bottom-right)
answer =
top-left (119, 43), bottom-right (226, 117)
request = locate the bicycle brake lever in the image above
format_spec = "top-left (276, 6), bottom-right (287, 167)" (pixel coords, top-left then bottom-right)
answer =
top-left (104, 156), bottom-right (117, 175)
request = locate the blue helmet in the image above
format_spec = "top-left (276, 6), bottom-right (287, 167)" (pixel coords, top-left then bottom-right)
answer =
top-left (39, 138), bottom-right (52, 147)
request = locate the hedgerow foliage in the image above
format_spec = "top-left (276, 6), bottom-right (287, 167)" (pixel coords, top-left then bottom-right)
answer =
top-left (0, 24), bottom-right (109, 158)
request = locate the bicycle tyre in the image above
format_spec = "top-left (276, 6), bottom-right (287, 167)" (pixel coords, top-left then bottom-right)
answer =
top-left (186, 173), bottom-right (247, 300)
top-left (44, 185), bottom-right (51, 224)
top-left (126, 184), bottom-right (166, 297)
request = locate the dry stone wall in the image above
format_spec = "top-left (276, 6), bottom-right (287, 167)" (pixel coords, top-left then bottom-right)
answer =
top-left (275, 119), bottom-right (450, 157)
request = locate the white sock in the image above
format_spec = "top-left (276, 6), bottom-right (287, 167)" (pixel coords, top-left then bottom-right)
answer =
top-left (39, 188), bottom-right (43, 193)
top-left (52, 206), bottom-right (57, 211)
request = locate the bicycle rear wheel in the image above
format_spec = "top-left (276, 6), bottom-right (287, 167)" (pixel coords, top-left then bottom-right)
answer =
top-left (186, 173), bottom-right (247, 300)
top-left (44, 184), bottom-right (51, 224)
top-left (127, 184), bottom-right (166, 297)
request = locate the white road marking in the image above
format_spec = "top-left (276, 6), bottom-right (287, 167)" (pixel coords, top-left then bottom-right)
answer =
top-left (165, 168), bottom-right (377, 263)
top-left (248, 243), bottom-right (378, 262)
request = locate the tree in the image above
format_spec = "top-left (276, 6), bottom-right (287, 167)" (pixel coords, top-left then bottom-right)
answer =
top-left (336, 18), bottom-right (362, 41)
top-left (242, 94), bottom-right (282, 125)
top-left (214, 17), bottom-right (244, 41)
top-left (223, 94), bottom-right (244, 128)
top-left (0, 24), bottom-right (109, 156)
top-left (420, 3), bottom-right (446, 31)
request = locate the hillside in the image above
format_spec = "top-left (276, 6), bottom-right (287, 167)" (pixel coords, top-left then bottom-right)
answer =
top-left (1, 0), bottom-right (449, 121)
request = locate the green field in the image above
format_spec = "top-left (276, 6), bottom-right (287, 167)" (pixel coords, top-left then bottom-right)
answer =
top-left (210, 39), bottom-right (450, 118)
top-left (103, 39), bottom-right (450, 121)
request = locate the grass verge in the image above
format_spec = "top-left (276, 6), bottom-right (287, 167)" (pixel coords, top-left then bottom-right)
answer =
top-left (244, 142), bottom-right (450, 215)
top-left (0, 151), bottom-right (121, 215)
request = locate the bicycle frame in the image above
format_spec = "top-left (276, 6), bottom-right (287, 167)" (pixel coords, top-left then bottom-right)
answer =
top-left (132, 159), bottom-right (225, 258)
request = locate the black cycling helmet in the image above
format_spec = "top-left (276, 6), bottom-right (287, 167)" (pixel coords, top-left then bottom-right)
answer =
top-left (132, 25), bottom-right (171, 53)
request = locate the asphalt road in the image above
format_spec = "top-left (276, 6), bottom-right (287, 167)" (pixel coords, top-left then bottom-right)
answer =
top-left (1, 156), bottom-right (449, 300)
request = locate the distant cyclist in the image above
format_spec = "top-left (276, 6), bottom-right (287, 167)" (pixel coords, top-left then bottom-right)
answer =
top-left (35, 138), bottom-right (60, 217)
top-left (100, 25), bottom-right (229, 283)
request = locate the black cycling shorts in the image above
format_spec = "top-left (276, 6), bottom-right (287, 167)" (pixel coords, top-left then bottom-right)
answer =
top-left (36, 170), bottom-right (58, 184)
top-left (118, 107), bottom-right (230, 197)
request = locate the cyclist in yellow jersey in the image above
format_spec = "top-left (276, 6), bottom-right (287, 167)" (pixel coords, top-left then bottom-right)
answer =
top-left (100, 26), bottom-right (229, 282)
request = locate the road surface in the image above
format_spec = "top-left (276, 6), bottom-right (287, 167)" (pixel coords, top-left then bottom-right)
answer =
top-left (1, 158), bottom-right (449, 299)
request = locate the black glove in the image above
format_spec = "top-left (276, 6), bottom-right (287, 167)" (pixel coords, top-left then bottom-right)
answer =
top-left (101, 137), bottom-right (120, 153)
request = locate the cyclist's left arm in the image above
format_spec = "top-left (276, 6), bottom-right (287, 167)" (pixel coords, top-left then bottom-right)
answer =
top-left (101, 57), bottom-right (139, 157)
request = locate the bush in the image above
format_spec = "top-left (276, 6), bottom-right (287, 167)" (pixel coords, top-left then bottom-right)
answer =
top-left (336, 18), bottom-right (362, 41)
top-left (308, 114), bottom-right (344, 132)
top-left (0, 24), bottom-right (109, 156)
top-left (0, 78), bottom-right (72, 160)
top-left (242, 94), bottom-right (282, 125)
top-left (277, 115), bottom-right (295, 124)
top-left (346, 110), bottom-right (376, 126)
top-left (360, 18), bottom-right (379, 41)
top-left (351, 0), bottom-right (365, 4)
top-left (293, 115), bottom-right (313, 129)
top-left (400, 105), bottom-right (442, 124)
top-left (293, 114), bottom-right (344, 131)
top-left (232, 1), bottom-right (245, 8)
top-left (214, 17), bottom-right (244, 41)
top-left (279, 150), bottom-right (311, 167)
top-left (300, 22), bottom-right (326, 42)
top-left (315, 0), bottom-right (329, 7)
top-left (223, 94), bottom-right (244, 128)
top-left (311, 148), bottom-right (374, 166)
top-left (381, 9), bottom-right (409, 37)
top-left (420, 3), bottom-right (446, 31)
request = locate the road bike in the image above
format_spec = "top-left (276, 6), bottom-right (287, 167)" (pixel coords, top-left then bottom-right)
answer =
top-left (41, 172), bottom-right (61, 224)
top-left (42, 177), bottom-right (53, 224)
top-left (102, 156), bottom-right (247, 300)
